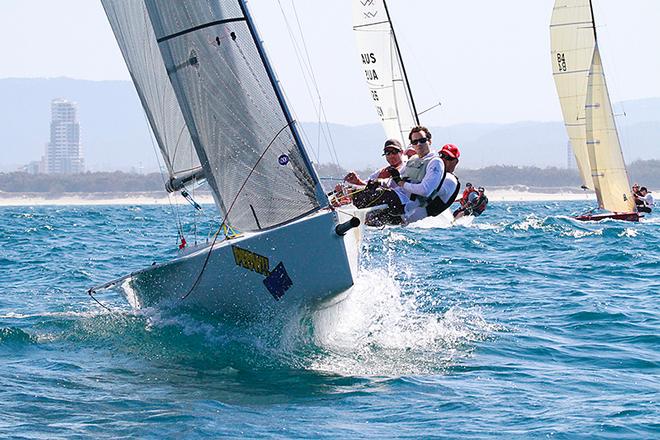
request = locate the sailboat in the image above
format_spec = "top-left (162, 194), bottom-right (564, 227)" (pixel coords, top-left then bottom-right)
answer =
top-left (550, 0), bottom-right (640, 222)
top-left (90, 0), bottom-right (370, 318)
top-left (352, 0), bottom-right (420, 146)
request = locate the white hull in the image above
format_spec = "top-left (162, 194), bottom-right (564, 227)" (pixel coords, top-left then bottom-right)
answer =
top-left (111, 208), bottom-right (365, 319)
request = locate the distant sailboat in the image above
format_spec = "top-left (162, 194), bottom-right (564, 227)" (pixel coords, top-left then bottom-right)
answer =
top-left (352, 0), bottom-right (420, 146)
top-left (91, 0), bottom-right (370, 317)
top-left (550, 0), bottom-right (640, 221)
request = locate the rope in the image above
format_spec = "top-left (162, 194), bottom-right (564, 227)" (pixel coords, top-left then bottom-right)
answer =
top-left (87, 289), bottom-right (114, 313)
top-left (180, 122), bottom-right (294, 302)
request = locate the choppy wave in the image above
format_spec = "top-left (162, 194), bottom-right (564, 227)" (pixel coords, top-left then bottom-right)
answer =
top-left (0, 202), bottom-right (658, 438)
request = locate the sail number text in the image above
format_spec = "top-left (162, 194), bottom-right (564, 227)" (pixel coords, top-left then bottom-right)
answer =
top-left (557, 53), bottom-right (567, 72)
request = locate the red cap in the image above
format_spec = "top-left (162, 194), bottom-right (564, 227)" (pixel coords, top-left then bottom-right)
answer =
top-left (403, 147), bottom-right (417, 159)
top-left (440, 144), bottom-right (460, 159)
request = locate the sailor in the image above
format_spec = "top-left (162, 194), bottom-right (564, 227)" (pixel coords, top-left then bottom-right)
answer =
top-left (403, 143), bottom-right (463, 223)
top-left (350, 138), bottom-right (410, 224)
top-left (632, 183), bottom-right (644, 207)
top-left (459, 182), bottom-right (478, 208)
top-left (344, 139), bottom-right (405, 188)
top-left (455, 186), bottom-right (488, 219)
top-left (389, 126), bottom-right (444, 214)
top-left (637, 187), bottom-right (654, 213)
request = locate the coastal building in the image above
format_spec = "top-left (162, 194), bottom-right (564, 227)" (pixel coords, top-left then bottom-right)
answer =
top-left (566, 141), bottom-right (577, 170)
top-left (45, 99), bottom-right (84, 174)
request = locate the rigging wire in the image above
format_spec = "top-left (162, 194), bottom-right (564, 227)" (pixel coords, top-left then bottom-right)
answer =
top-left (141, 110), bottom-right (185, 246)
top-left (275, 0), bottom-right (342, 168)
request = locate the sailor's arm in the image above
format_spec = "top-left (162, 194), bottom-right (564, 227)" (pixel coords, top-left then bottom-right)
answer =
top-left (400, 160), bottom-right (443, 197)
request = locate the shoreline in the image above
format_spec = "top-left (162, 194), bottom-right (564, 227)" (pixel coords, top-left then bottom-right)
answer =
top-left (0, 189), bottom-right (598, 206)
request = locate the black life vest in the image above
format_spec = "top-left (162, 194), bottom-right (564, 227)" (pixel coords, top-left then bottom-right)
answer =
top-left (426, 174), bottom-right (462, 217)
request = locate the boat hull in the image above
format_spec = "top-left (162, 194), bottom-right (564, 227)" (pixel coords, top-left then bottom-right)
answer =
top-left (117, 209), bottom-right (364, 319)
top-left (575, 211), bottom-right (642, 222)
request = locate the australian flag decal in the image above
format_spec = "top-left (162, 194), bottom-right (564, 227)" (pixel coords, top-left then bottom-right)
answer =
top-left (263, 262), bottom-right (293, 301)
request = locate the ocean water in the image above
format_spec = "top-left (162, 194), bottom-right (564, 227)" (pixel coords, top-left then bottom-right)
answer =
top-left (1, 201), bottom-right (658, 439)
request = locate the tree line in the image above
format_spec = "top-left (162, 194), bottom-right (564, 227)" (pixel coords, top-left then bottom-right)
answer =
top-left (0, 160), bottom-right (658, 193)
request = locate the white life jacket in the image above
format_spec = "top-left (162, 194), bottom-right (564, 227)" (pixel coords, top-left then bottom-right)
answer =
top-left (401, 154), bottom-right (444, 206)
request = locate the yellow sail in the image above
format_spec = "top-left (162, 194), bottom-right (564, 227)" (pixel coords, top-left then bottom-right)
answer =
top-left (550, 0), bottom-right (595, 189)
top-left (585, 47), bottom-right (636, 212)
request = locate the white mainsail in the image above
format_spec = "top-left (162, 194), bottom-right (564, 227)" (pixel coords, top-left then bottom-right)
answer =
top-left (102, 1), bottom-right (203, 189)
top-left (550, 0), bottom-right (595, 189)
top-left (550, 0), bottom-right (635, 213)
top-left (353, 0), bottom-right (419, 146)
top-left (104, 0), bottom-right (327, 231)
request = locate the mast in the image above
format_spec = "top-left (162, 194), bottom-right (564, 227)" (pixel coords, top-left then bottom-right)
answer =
top-left (588, 0), bottom-right (598, 41)
top-left (238, 0), bottom-right (327, 206)
top-left (382, 0), bottom-right (420, 125)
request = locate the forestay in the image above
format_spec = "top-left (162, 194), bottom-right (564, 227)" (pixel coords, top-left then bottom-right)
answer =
top-left (550, 0), bottom-right (595, 189)
top-left (106, 0), bottom-right (326, 231)
top-left (585, 48), bottom-right (635, 212)
top-left (353, 0), bottom-right (419, 146)
top-left (102, 0), bottom-right (202, 187)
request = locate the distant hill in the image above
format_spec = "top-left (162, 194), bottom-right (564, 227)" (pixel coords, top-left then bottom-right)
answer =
top-left (1, 77), bottom-right (658, 172)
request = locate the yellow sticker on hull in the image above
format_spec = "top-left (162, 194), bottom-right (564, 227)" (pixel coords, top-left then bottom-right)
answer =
top-left (231, 245), bottom-right (270, 276)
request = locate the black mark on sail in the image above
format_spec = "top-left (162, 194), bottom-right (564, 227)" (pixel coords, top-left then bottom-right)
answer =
top-left (361, 0), bottom-right (375, 6)
top-left (376, 106), bottom-right (383, 117)
top-left (371, 90), bottom-right (379, 101)
top-left (362, 11), bottom-right (378, 19)
top-left (365, 69), bottom-right (379, 81)
top-left (166, 49), bottom-right (199, 75)
top-left (230, 31), bottom-right (237, 41)
top-left (189, 53), bottom-right (199, 67)
top-left (215, 36), bottom-right (221, 46)
top-left (361, 53), bottom-right (376, 64)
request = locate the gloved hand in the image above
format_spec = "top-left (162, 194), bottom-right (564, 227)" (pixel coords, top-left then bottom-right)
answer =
top-left (387, 166), bottom-right (402, 183)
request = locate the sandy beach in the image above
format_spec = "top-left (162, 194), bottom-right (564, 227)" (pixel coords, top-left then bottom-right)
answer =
top-left (0, 188), bottom-right (598, 207)
top-left (0, 191), bottom-right (216, 207)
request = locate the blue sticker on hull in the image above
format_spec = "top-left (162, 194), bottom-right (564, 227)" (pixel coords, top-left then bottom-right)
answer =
top-left (263, 262), bottom-right (293, 301)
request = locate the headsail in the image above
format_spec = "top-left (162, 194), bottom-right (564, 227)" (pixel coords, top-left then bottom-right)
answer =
top-left (550, 0), bottom-right (635, 213)
top-left (550, 0), bottom-right (595, 189)
top-left (102, 1), bottom-right (203, 190)
top-left (104, 0), bottom-right (327, 231)
top-left (585, 47), bottom-right (635, 212)
top-left (353, 0), bottom-right (419, 146)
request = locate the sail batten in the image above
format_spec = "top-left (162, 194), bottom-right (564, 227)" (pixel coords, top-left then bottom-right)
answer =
top-left (104, 0), bottom-right (326, 231)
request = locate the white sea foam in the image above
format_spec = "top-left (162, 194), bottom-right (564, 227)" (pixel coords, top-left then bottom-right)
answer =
top-left (308, 269), bottom-right (499, 376)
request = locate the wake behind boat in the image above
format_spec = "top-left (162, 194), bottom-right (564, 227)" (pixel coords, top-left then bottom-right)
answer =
top-left (90, 0), bottom-right (371, 318)
top-left (550, 0), bottom-right (641, 222)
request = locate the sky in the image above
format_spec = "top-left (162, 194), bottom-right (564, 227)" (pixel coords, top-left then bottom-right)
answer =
top-left (1, 0), bottom-right (659, 128)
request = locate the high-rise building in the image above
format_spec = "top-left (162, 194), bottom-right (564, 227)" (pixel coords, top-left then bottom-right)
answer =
top-left (566, 140), bottom-right (577, 170)
top-left (46, 99), bottom-right (84, 174)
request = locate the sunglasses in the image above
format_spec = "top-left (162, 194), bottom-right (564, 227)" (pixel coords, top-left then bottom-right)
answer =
top-left (440, 153), bottom-right (457, 161)
top-left (411, 137), bottom-right (428, 145)
top-left (383, 150), bottom-right (400, 156)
